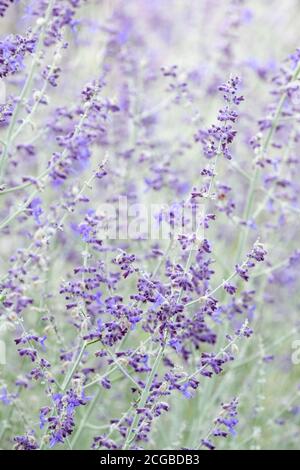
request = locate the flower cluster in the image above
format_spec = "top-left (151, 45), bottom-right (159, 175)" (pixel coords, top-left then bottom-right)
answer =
top-left (0, 1), bottom-right (14, 18)
top-left (195, 76), bottom-right (244, 161)
top-left (0, 32), bottom-right (37, 78)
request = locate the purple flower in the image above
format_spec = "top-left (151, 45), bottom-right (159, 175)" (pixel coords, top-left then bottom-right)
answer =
top-left (93, 435), bottom-right (118, 450)
top-left (101, 377), bottom-right (111, 390)
top-left (200, 351), bottom-right (234, 377)
top-left (0, 386), bottom-right (17, 405)
top-left (201, 439), bottom-right (215, 450)
top-left (113, 251), bottom-right (137, 278)
top-left (195, 76), bottom-right (243, 161)
top-left (0, 1), bottom-right (14, 18)
top-left (223, 282), bottom-right (237, 295)
top-left (14, 432), bottom-right (38, 451)
top-left (0, 32), bottom-right (37, 78)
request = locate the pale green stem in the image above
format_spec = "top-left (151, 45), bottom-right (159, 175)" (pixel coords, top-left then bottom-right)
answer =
top-left (10, 50), bottom-right (62, 144)
top-left (123, 344), bottom-right (165, 449)
top-left (239, 389), bottom-right (300, 449)
top-left (229, 159), bottom-right (300, 216)
top-left (179, 328), bottom-right (246, 384)
top-left (231, 329), bottom-right (296, 370)
top-left (70, 387), bottom-right (102, 449)
top-left (83, 337), bottom-right (152, 390)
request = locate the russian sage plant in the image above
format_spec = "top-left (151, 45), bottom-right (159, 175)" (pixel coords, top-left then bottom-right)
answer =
top-left (0, 0), bottom-right (300, 451)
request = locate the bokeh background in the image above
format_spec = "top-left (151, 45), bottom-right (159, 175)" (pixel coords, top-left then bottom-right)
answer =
top-left (1, 0), bottom-right (300, 450)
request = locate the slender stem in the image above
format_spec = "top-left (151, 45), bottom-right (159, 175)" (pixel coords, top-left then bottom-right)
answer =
top-left (231, 329), bottom-right (295, 370)
top-left (0, 0), bottom-right (55, 181)
top-left (123, 344), bottom-right (165, 449)
top-left (70, 338), bottom-right (157, 449)
top-left (235, 63), bottom-right (300, 264)
top-left (105, 347), bottom-right (143, 391)
top-left (152, 239), bottom-right (173, 278)
top-left (11, 50), bottom-right (61, 144)
top-left (252, 257), bottom-right (289, 279)
top-left (0, 103), bottom-right (94, 230)
top-left (0, 179), bottom-right (36, 195)
top-left (238, 389), bottom-right (300, 448)
top-left (0, 162), bottom-right (103, 289)
top-left (0, 189), bottom-right (39, 230)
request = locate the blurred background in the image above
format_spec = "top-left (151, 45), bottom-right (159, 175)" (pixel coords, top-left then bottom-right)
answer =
top-left (1, 0), bottom-right (300, 450)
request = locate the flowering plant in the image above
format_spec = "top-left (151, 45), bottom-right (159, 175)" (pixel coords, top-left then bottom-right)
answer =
top-left (0, 0), bottom-right (300, 451)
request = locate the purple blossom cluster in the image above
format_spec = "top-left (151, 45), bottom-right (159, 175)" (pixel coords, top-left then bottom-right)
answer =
top-left (0, 1), bottom-right (14, 18)
top-left (0, 0), bottom-right (300, 452)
